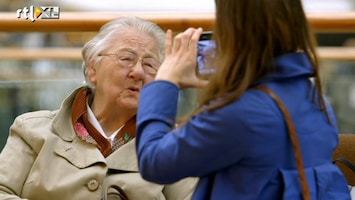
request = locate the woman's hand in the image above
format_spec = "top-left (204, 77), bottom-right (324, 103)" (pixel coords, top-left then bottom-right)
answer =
top-left (155, 28), bottom-right (209, 89)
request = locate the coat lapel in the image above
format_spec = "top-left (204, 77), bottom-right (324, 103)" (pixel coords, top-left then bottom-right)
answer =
top-left (52, 87), bottom-right (106, 168)
top-left (52, 87), bottom-right (82, 142)
top-left (106, 139), bottom-right (139, 172)
top-left (54, 137), bottom-right (106, 168)
top-left (51, 87), bottom-right (138, 171)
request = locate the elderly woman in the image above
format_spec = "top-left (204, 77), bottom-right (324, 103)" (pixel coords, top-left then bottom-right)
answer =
top-left (135, 0), bottom-right (350, 199)
top-left (0, 17), bottom-right (197, 200)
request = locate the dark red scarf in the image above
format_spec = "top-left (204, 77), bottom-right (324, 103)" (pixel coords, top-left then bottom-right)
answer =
top-left (71, 88), bottom-right (136, 157)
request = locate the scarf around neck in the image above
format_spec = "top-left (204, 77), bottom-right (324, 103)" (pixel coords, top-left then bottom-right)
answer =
top-left (71, 88), bottom-right (136, 157)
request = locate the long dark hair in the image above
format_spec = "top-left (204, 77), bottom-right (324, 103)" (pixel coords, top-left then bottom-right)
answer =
top-left (195, 0), bottom-right (327, 117)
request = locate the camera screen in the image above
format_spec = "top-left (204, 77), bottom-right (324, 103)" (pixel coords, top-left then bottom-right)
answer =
top-left (197, 39), bottom-right (216, 75)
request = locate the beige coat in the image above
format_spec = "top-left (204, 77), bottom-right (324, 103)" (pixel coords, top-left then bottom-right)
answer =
top-left (0, 88), bottom-right (197, 200)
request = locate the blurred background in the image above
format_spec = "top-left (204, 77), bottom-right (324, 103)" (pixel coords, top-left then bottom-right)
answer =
top-left (0, 0), bottom-right (355, 151)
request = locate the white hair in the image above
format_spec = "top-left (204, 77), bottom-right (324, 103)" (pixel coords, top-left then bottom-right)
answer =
top-left (81, 16), bottom-right (166, 89)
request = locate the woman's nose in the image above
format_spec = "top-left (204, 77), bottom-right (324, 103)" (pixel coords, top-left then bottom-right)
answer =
top-left (129, 60), bottom-right (145, 80)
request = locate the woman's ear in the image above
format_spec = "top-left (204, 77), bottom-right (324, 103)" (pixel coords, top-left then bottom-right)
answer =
top-left (87, 62), bottom-right (97, 86)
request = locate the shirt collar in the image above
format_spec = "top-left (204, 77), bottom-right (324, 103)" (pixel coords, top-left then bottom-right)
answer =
top-left (86, 102), bottom-right (124, 145)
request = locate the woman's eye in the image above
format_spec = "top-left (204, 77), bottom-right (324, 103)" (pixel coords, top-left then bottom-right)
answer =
top-left (143, 63), bottom-right (153, 68)
top-left (119, 56), bottom-right (132, 61)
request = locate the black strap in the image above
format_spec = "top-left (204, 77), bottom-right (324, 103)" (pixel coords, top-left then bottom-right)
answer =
top-left (102, 169), bottom-right (132, 200)
top-left (334, 157), bottom-right (355, 172)
top-left (102, 184), bottom-right (129, 200)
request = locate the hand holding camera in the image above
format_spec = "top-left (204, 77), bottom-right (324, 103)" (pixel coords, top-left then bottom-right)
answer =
top-left (155, 28), bottom-right (209, 89)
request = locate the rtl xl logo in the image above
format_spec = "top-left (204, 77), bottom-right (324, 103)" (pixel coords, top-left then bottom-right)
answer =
top-left (17, 6), bottom-right (60, 22)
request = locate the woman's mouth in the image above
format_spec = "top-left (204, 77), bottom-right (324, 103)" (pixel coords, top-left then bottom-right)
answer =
top-left (128, 86), bottom-right (140, 92)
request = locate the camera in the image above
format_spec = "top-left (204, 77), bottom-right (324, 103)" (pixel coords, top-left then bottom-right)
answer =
top-left (197, 31), bottom-right (216, 76)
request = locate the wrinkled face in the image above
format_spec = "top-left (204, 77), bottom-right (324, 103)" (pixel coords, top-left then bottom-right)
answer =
top-left (88, 29), bottom-right (160, 110)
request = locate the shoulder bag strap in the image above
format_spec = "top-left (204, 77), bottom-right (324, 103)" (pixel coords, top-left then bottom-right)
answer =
top-left (254, 85), bottom-right (311, 200)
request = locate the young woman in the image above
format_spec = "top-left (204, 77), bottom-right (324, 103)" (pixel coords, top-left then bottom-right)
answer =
top-left (136, 0), bottom-right (351, 199)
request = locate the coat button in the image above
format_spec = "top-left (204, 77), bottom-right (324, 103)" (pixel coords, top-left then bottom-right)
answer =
top-left (87, 179), bottom-right (99, 191)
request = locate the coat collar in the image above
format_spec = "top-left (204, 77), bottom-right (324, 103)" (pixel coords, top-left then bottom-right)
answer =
top-left (51, 86), bottom-right (139, 171)
top-left (258, 52), bottom-right (314, 83)
top-left (52, 87), bottom-right (84, 142)
top-left (106, 139), bottom-right (139, 172)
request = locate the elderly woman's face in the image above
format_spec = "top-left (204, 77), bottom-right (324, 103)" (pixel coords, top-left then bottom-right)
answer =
top-left (88, 29), bottom-right (160, 110)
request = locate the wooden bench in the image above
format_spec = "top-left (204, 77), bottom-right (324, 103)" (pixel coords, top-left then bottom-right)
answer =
top-left (333, 133), bottom-right (355, 186)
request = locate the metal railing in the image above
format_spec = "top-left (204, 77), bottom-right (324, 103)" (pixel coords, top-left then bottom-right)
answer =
top-left (0, 11), bottom-right (355, 60)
